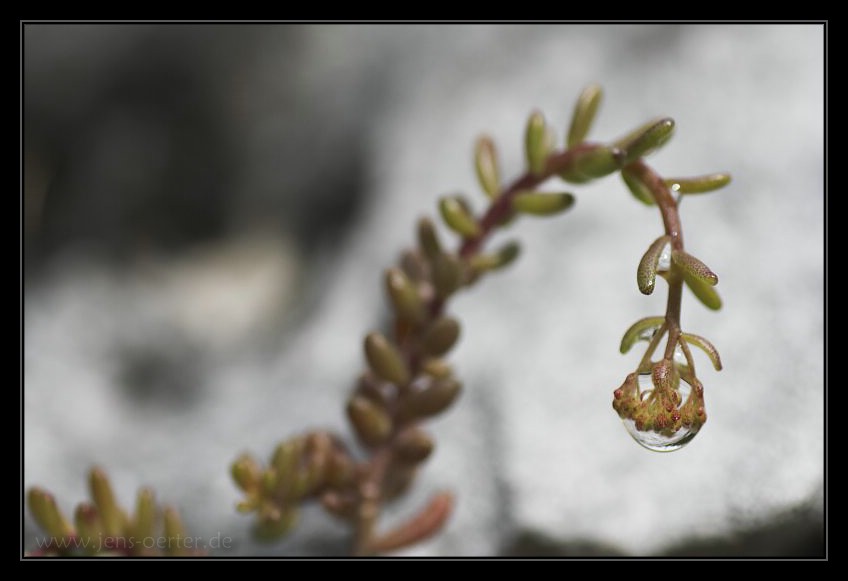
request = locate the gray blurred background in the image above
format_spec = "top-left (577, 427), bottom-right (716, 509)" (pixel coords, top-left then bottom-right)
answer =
top-left (23, 24), bottom-right (824, 557)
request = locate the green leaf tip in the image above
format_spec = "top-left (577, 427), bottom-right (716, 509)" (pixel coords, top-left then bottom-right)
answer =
top-left (665, 173), bottom-right (731, 195)
top-left (525, 110), bottom-right (553, 175)
top-left (28, 487), bottom-right (74, 539)
top-left (421, 317), bottom-right (461, 357)
top-left (672, 250), bottom-right (718, 286)
top-left (637, 235), bottom-right (671, 295)
top-left (470, 240), bottom-right (521, 273)
top-left (620, 316), bottom-right (666, 354)
top-left (567, 84), bottom-right (603, 147)
top-left (559, 146), bottom-right (624, 184)
top-left (512, 191), bottom-right (575, 216)
top-left (621, 167), bottom-right (656, 206)
top-left (385, 267), bottom-right (425, 324)
top-left (474, 136), bottom-right (501, 199)
top-left (615, 117), bottom-right (675, 164)
top-left (89, 466), bottom-right (125, 538)
top-left (347, 396), bottom-right (393, 447)
top-left (432, 252), bottom-right (463, 299)
top-left (417, 217), bottom-right (442, 259)
top-left (438, 196), bottom-right (481, 238)
top-left (683, 270), bottom-right (722, 310)
top-left (399, 379), bottom-right (463, 421)
top-left (364, 331), bottom-right (411, 386)
top-left (680, 333), bottom-right (723, 371)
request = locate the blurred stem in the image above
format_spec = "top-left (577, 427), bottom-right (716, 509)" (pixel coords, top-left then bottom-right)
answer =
top-left (352, 142), bottom-right (598, 555)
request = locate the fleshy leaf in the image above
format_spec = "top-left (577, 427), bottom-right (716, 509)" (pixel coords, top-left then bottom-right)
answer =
top-left (567, 83), bottom-right (603, 147)
top-left (665, 173), bottom-right (731, 194)
top-left (637, 235), bottom-right (671, 295)
top-left (614, 117), bottom-right (675, 164)
top-left (364, 332), bottom-right (410, 386)
top-left (421, 317), bottom-right (461, 357)
top-left (347, 396), bottom-right (392, 447)
top-left (385, 268), bottom-right (425, 324)
top-left (132, 488), bottom-right (157, 542)
top-left (439, 196), bottom-right (481, 238)
top-left (672, 250), bottom-right (718, 286)
top-left (474, 136), bottom-right (501, 199)
top-left (395, 428), bottom-right (435, 464)
top-left (621, 167), bottom-right (656, 206)
top-left (90, 466), bottom-right (125, 538)
top-left (683, 270), bottom-right (722, 310)
top-left (470, 240), bottom-right (521, 272)
top-left (432, 252), bottom-right (463, 299)
top-left (525, 110), bottom-right (550, 175)
top-left (512, 192), bottom-right (575, 216)
top-left (559, 146), bottom-right (623, 183)
top-left (417, 217), bottom-right (442, 259)
top-left (398, 379), bottom-right (462, 421)
top-left (28, 488), bottom-right (74, 540)
top-left (620, 316), bottom-right (666, 354)
top-left (680, 333), bottom-right (723, 371)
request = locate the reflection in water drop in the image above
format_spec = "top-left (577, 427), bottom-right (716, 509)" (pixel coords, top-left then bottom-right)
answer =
top-left (656, 242), bottom-right (672, 272)
top-left (622, 418), bottom-right (699, 452)
top-left (627, 369), bottom-right (698, 452)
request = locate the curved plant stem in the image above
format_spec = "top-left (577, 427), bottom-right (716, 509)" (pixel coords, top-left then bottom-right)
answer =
top-left (625, 160), bottom-right (686, 360)
top-left (351, 142), bottom-right (598, 555)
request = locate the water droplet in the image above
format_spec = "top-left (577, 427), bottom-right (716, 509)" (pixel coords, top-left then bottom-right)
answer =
top-left (622, 418), bottom-right (699, 452)
top-left (624, 371), bottom-right (698, 452)
top-left (636, 371), bottom-right (653, 394)
top-left (656, 242), bottom-right (672, 273)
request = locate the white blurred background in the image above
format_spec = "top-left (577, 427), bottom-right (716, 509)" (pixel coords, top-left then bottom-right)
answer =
top-left (23, 23), bottom-right (824, 556)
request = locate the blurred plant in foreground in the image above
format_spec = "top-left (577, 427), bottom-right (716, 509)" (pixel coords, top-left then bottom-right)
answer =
top-left (26, 467), bottom-right (199, 556)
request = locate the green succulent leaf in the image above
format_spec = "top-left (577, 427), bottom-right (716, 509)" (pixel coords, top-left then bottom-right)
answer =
top-left (525, 110), bottom-right (551, 175)
top-left (683, 270), bottom-right (722, 310)
top-left (620, 316), bottom-right (666, 354)
top-left (395, 428), bottom-right (435, 464)
top-left (347, 396), bottom-right (393, 447)
top-left (90, 466), bottom-right (125, 538)
top-left (385, 268), bottom-right (425, 324)
top-left (432, 252), bottom-right (463, 299)
top-left (364, 332), bottom-right (411, 386)
top-left (614, 117), bottom-right (675, 164)
top-left (680, 333), bottom-right (723, 371)
top-left (74, 504), bottom-right (103, 553)
top-left (621, 167), bottom-right (656, 206)
top-left (512, 192), bottom-right (575, 216)
top-left (439, 196), bottom-right (481, 238)
top-left (417, 217), bottom-right (442, 259)
top-left (163, 506), bottom-right (189, 555)
top-left (559, 146), bottom-right (624, 183)
top-left (637, 235), bottom-right (671, 295)
top-left (567, 83), bottom-right (603, 147)
top-left (470, 240), bottom-right (521, 273)
top-left (474, 136), bottom-right (501, 199)
top-left (672, 250), bottom-right (718, 286)
top-left (665, 173), bottom-right (731, 195)
top-left (28, 488), bottom-right (74, 539)
top-left (399, 379), bottom-right (463, 421)
top-left (421, 317), bottom-right (461, 357)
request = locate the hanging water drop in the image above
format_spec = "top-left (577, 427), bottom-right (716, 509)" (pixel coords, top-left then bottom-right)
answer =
top-left (613, 365), bottom-right (703, 453)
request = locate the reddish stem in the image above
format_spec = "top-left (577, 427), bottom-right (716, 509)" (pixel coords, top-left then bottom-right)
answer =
top-left (460, 143), bottom-right (596, 258)
top-left (625, 160), bottom-right (686, 357)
